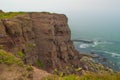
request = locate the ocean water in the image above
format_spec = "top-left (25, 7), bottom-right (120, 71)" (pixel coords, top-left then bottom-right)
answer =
top-left (71, 30), bottom-right (120, 71)
top-left (69, 12), bottom-right (120, 71)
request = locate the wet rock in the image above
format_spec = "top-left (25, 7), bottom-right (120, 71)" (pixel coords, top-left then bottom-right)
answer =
top-left (102, 57), bottom-right (107, 62)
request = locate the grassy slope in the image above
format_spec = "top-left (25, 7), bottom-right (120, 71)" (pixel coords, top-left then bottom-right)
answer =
top-left (0, 50), bottom-right (33, 80)
top-left (0, 50), bottom-right (23, 65)
top-left (0, 49), bottom-right (51, 80)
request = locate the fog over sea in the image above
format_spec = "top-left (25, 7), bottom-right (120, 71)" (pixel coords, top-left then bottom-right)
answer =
top-left (69, 11), bottom-right (120, 71)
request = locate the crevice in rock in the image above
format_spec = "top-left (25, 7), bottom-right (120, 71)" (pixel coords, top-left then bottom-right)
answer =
top-left (1, 19), bottom-right (15, 46)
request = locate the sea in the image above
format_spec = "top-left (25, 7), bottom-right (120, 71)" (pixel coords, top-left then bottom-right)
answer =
top-left (69, 12), bottom-right (120, 71)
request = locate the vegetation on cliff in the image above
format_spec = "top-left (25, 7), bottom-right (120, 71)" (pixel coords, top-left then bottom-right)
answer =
top-left (0, 12), bottom-right (25, 19)
top-left (0, 49), bottom-right (119, 80)
top-left (0, 49), bottom-right (33, 80)
top-left (0, 49), bottom-right (23, 65)
top-left (43, 72), bottom-right (120, 80)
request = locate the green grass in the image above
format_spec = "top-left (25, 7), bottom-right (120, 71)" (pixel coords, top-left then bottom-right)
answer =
top-left (0, 50), bottom-right (23, 66)
top-left (0, 12), bottom-right (25, 19)
top-left (43, 72), bottom-right (120, 80)
top-left (17, 51), bottom-right (25, 59)
top-left (36, 60), bottom-right (44, 68)
top-left (26, 65), bottom-right (33, 71)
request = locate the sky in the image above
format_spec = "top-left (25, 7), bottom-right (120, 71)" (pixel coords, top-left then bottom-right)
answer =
top-left (0, 0), bottom-right (120, 35)
top-left (0, 0), bottom-right (120, 13)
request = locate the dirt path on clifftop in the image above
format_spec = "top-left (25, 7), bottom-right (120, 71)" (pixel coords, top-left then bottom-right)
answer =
top-left (33, 67), bottom-right (51, 80)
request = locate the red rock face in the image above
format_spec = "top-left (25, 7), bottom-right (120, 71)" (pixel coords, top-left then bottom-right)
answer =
top-left (0, 13), bottom-right (81, 73)
top-left (0, 14), bottom-right (38, 64)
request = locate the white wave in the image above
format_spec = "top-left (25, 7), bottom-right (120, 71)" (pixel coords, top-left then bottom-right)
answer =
top-left (79, 44), bottom-right (90, 48)
top-left (79, 40), bottom-right (99, 48)
top-left (79, 39), bottom-right (114, 49)
top-left (92, 41), bottom-right (99, 47)
top-left (104, 51), bottom-right (120, 57)
top-left (92, 40), bottom-right (114, 47)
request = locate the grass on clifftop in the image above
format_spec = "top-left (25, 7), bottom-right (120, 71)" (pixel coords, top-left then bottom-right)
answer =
top-left (0, 12), bottom-right (25, 19)
top-left (0, 49), bottom-right (23, 66)
top-left (43, 72), bottom-right (120, 80)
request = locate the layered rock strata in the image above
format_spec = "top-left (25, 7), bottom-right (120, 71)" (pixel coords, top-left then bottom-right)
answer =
top-left (0, 12), bottom-right (108, 74)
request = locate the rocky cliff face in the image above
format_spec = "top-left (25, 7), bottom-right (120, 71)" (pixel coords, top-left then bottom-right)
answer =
top-left (30, 13), bottom-right (82, 71)
top-left (0, 14), bottom-right (38, 65)
top-left (0, 12), bottom-right (81, 72)
top-left (0, 12), bottom-right (108, 74)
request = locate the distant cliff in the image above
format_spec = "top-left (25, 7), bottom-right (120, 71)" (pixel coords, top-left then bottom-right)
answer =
top-left (0, 12), bottom-right (109, 74)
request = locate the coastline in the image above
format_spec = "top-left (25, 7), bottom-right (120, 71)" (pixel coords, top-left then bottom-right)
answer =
top-left (72, 38), bottom-right (120, 72)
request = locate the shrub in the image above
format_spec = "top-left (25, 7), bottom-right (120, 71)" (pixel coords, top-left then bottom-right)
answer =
top-left (36, 60), bottom-right (43, 68)
top-left (26, 65), bottom-right (33, 71)
top-left (17, 51), bottom-right (25, 59)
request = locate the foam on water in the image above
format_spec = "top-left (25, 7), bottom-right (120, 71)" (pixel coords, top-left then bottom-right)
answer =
top-left (104, 51), bottom-right (120, 57)
top-left (79, 44), bottom-right (90, 48)
top-left (79, 40), bottom-right (100, 48)
top-left (79, 39), bottom-right (120, 58)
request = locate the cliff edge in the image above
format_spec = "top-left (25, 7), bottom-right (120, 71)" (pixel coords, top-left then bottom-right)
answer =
top-left (0, 12), bottom-right (109, 75)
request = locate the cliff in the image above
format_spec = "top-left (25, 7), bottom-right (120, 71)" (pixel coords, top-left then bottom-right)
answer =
top-left (0, 12), bottom-right (109, 75)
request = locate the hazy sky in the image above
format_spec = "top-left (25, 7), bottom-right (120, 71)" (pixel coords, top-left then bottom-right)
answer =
top-left (0, 0), bottom-right (120, 13)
